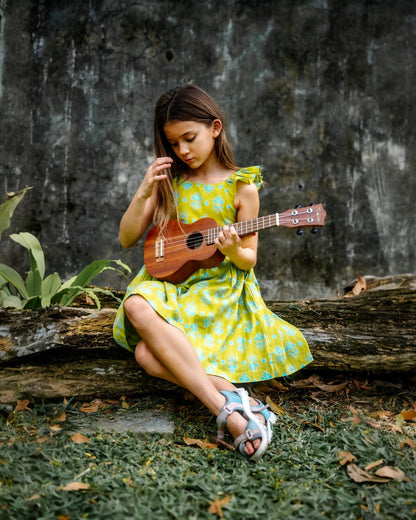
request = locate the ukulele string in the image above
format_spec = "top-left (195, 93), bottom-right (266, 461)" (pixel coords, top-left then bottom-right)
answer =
top-left (156, 211), bottom-right (313, 254)
top-left (157, 214), bottom-right (275, 252)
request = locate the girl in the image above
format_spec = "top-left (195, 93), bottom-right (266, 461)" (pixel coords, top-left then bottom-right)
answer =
top-left (113, 84), bottom-right (313, 460)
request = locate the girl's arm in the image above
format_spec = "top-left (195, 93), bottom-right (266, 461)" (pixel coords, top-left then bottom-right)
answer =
top-left (119, 157), bottom-right (173, 248)
top-left (215, 181), bottom-right (259, 270)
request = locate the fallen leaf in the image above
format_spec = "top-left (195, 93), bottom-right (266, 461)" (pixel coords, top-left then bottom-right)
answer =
top-left (71, 433), bottom-right (90, 444)
top-left (57, 516), bottom-right (71, 520)
top-left (207, 494), bottom-right (232, 517)
top-left (265, 395), bottom-right (285, 415)
top-left (36, 436), bottom-right (50, 443)
top-left (401, 438), bottom-right (416, 449)
top-left (365, 459), bottom-right (384, 471)
top-left (391, 424), bottom-right (403, 433)
top-left (400, 410), bottom-right (416, 422)
top-left (352, 276), bottom-right (367, 295)
top-left (305, 421), bottom-right (325, 432)
top-left (80, 400), bottom-right (101, 413)
top-left (313, 381), bottom-right (348, 393)
top-left (15, 399), bottom-right (31, 412)
top-left (346, 463), bottom-right (390, 483)
top-left (26, 494), bottom-right (42, 501)
top-left (53, 412), bottom-right (67, 423)
top-left (49, 425), bottom-right (62, 432)
top-left (123, 476), bottom-right (135, 488)
top-left (370, 411), bottom-right (395, 420)
top-left (84, 293), bottom-right (95, 306)
top-left (374, 466), bottom-right (409, 482)
top-left (338, 451), bottom-right (356, 466)
top-left (184, 436), bottom-right (217, 449)
top-left (57, 482), bottom-right (90, 491)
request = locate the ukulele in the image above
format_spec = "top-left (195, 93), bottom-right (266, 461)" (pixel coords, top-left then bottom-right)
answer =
top-left (144, 203), bottom-right (327, 283)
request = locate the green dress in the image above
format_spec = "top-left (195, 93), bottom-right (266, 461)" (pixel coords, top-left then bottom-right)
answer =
top-left (113, 166), bottom-right (313, 383)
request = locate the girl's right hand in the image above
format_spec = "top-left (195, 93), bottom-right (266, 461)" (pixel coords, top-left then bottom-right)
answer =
top-left (139, 157), bottom-right (173, 199)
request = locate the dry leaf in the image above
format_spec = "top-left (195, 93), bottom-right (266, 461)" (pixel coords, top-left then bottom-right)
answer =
top-left (365, 459), bottom-right (384, 471)
top-left (26, 494), bottom-right (42, 501)
top-left (183, 436), bottom-right (217, 449)
top-left (346, 463), bottom-right (389, 483)
top-left (16, 399), bottom-right (31, 411)
top-left (57, 516), bottom-right (71, 520)
top-left (71, 433), bottom-right (90, 444)
top-left (391, 424), bottom-right (404, 433)
top-left (49, 425), bottom-right (62, 432)
top-left (84, 293), bottom-right (95, 306)
top-left (207, 494), bottom-right (232, 517)
top-left (57, 482), bottom-right (90, 491)
top-left (370, 411), bottom-right (395, 420)
top-left (36, 436), bottom-right (50, 443)
top-left (313, 381), bottom-right (348, 393)
top-left (374, 466), bottom-right (409, 482)
top-left (401, 438), bottom-right (416, 449)
top-left (265, 395), bottom-right (285, 415)
top-left (123, 476), bottom-right (135, 488)
top-left (338, 451), bottom-right (356, 466)
top-left (80, 400), bottom-right (101, 413)
top-left (400, 410), bottom-right (416, 422)
top-left (352, 276), bottom-right (367, 295)
top-left (53, 412), bottom-right (67, 423)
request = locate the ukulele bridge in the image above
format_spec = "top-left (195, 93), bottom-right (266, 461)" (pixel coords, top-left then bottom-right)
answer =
top-left (155, 237), bottom-right (165, 262)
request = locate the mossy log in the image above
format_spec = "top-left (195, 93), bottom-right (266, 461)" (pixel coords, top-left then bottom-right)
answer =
top-left (0, 274), bottom-right (415, 404)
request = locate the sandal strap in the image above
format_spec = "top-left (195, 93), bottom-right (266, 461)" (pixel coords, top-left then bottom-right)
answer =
top-left (233, 422), bottom-right (262, 447)
top-left (216, 390), bottom-right (245, 440)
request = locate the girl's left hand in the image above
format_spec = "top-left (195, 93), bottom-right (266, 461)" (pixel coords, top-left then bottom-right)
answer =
top-left (215, 225), bottom-right (242, 256)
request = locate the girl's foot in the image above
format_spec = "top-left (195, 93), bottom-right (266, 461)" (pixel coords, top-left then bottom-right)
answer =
top-left (216, 389), bottom-right (269, 460)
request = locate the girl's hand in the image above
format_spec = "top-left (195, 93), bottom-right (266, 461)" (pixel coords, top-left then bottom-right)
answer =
top-left (215, 225), bottom-right (242, 257)
top-left (215, 224), bottom-right (257, 271)
top-left (138, 157), bottom-right (173, 199)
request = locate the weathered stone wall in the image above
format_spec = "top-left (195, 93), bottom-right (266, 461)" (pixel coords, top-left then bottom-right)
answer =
top-left (0, 0), bottom-right (415, 299)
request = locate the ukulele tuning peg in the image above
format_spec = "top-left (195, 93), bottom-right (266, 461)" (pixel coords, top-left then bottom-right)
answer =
top-left (309, 202), bottom-right (315, 206)
top-left (295, 204), bottom-right (302, 209)
top-left (311, 227), bottom-right (319, 235)
top-left (296, 228), bottom-right (304, 236)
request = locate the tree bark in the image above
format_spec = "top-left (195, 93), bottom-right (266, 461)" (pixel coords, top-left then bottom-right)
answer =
top-left (0, 274), bottom-right (415, 404)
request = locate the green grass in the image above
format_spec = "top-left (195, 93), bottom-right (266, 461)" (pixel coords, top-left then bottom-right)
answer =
top-left (0, 379), bottom-right (415, 520)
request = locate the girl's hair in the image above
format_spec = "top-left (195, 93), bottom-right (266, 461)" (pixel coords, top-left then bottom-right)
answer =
top-left (152, 84), bottom-right (238, 231)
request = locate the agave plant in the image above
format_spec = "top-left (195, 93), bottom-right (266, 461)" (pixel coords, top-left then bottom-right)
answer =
top-left (0, 189), bottom-right (130, 310)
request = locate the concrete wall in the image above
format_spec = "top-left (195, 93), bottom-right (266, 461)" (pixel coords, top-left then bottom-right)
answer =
top-left (1, 0), bottom-right (415, 300)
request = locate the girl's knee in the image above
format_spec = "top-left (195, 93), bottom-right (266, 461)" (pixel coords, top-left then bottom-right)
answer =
top-left (135, 341), bottom-right (164, 379)
top-left (123, 295), bottom-right (144, 315)
top-left (135, 341), bottom-right (156, 375)
top-left (134, 341), bottom-right (147, 367)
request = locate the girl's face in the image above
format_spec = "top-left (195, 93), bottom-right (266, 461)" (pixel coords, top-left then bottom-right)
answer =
top-left (163, 119), bottom-right (221, 170)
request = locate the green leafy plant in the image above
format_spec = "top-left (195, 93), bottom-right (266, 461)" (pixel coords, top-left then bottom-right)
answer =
top-left (0, 189), bottom-right (130, 310)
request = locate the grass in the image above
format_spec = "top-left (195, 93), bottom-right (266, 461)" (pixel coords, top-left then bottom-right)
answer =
top-left (0, 375), bottom-right (415, 520)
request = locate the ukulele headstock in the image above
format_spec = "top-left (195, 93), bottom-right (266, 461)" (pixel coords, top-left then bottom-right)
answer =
top-left (279, 203), bottom-right (327, 233)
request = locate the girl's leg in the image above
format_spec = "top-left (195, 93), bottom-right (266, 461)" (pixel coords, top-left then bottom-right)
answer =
top-left (124, 295), bottom-right (260, 455)
top-left (136, 340), bottom-right (267, 417)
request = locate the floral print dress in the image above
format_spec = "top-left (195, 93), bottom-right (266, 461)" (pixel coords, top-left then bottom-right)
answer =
top-left (113, 166), bottom-right (313, 382)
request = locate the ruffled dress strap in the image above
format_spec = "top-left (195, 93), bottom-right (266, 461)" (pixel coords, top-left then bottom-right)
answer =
top-left (231, 166), bottom-right (263, 189)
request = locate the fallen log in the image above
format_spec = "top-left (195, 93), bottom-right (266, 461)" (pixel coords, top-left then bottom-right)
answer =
top-left (0, 274), bottom-right (415, 404)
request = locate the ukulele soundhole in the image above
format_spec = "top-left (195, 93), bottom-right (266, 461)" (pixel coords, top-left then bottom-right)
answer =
top-left (187, 231), bottom-right (204, 250)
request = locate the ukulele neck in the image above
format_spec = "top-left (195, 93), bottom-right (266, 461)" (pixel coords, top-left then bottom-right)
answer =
top-left (207, 214), bottom-right (279, 244)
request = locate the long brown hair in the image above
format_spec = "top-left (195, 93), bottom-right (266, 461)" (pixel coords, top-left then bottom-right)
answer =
top-left (152, 84), bottom-right (238, 231)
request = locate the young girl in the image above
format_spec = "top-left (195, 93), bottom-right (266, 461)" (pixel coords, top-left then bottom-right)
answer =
top-left (113, 84), bottom-right (313, 460)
